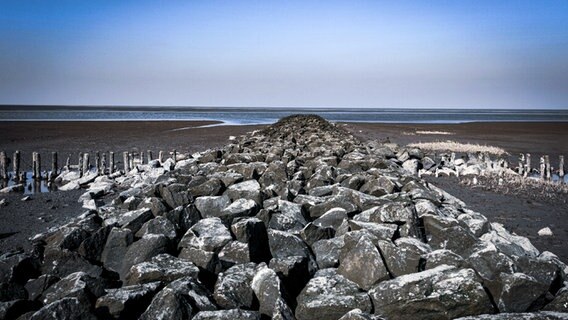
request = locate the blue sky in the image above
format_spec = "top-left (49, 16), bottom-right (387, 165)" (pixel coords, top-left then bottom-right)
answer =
top-left (1, 0), bottom-right (567, 108)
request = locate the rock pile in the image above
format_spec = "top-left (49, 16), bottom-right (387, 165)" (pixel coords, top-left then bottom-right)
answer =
top-left (1, 115), bottom-right (568, 319)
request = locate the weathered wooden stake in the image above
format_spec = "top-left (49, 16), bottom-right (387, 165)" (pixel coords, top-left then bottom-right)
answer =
top-left (539, 156), bottom-right (545, 180)
top-left (518, 153), bottom-right (524, 175)
top-left (128, 152), bottom-right (134, 170)
top-left (524, 153), bottom-right (531, 177)
top-left (109, 152), bottom-right (115, 174)
top-left (65, 155), bottom-right (71, 170)
top-left (159, 151), bottom-right (164, 163)
top-left (0, 151), bottom-right (7, 180)
top-left (101, 153), bottom-right (107, 175)
top-left (123, 152), bottom-right (130, 173)
top-left (544, 155), bottom-right (551, 180)
top-left (51, 152), bottom-right (58, 178)
top-left (13, 151), bottom-right (20, 180)
top-left (559, 155), bottom-right (565, 177)
top-left (147, 150), bottom-right (153, 162)
top-left (173, 149), bottom-right (177, 164)
top-left (78, 153), bottom-right (84, 177)
top-left (140, 151), bottom-right (145, 165)
top-left (95, 152), bottom-right (101, 174)
top-left (32, 152), bottom-right (41, 180)
top-left (82, 153), bottom-right (90, 175)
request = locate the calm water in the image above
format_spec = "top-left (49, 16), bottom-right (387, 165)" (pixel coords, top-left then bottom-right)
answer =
top-left (1, 106), bottom-right (567, 124)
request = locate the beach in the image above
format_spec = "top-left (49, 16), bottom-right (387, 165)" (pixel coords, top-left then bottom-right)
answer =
top-left (1, 120), bottom-right (567, 263)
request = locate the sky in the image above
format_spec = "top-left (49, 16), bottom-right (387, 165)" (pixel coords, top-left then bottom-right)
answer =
top-left (0, 1), bottom-right (567, 109)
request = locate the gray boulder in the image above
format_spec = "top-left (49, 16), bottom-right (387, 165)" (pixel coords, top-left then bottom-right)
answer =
top-left (140, 277), bottom-right (216, 320)
top-left (225, 179), bottom-right (263, 204)
top-left (193, 309), bottom-right (261, 320)
top-left (125, 253), bottom-right (199, 285)
top-left (95, 281), bottom-right (162, 319)
top-left (369, 265), bottom-right (494, 320)
top-left (295, 268), bottom-right (372, 320)
top-left (194, 195), bottom-right (231, 219)
top-left (30, 297), bottom-right (96, 320)
top-left (338, 232), bottom-right (389, 290)
top-left (213, 262), bottom-right (257, 309)
top-left (120, 234), bottom-right (170, 280)
top-left (101, 227), bottom-right (134, 273)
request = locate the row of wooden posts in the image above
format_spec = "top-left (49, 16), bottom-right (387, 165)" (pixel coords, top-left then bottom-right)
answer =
top-left (439, 152), bottom-right (565, 181)
top-left (0, 150), bottom-right (177, 182)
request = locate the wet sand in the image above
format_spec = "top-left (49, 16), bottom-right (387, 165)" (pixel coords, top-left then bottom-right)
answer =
top-left (1, 121), bottom-right (567, 263)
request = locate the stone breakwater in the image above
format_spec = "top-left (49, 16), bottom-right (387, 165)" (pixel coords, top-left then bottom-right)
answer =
top-left (1, 115), bottom-right (568, 319)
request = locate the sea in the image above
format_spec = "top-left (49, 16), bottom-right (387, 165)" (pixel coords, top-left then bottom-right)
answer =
top-left (1, 106), bottom-right (568, 124)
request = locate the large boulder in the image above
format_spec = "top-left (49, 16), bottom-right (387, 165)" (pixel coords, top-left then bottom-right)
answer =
top-left (369, 265), bottom-right (494, 319)
top-left (139, 277), bottom-right (216, 320)
top-left (213, 262), bottom-right (257, 309)
top-left (295, 268), bottom-right (372, 320)
top-left (125, 253), bottom-right (199, 285)
top-left (338, 232), bottom-right (389, 290)
top-left (95, 281), bottom-right (162, 319)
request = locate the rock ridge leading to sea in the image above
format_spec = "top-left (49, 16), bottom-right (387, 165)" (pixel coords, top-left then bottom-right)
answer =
top-left (1, 114), bottom-right (568, 319)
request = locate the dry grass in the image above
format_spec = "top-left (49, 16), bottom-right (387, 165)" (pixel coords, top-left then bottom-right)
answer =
top-left (408, 140), bottom-right (507, 156)
top-left (415, 130), bottom-right (454, 135)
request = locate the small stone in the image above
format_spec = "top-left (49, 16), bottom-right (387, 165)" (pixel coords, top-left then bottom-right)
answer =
top-left (538, 227), bottom-right (553, 237)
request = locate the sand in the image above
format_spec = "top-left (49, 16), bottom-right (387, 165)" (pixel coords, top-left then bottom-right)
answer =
top-left (1, 120), bottom-right (567, 263)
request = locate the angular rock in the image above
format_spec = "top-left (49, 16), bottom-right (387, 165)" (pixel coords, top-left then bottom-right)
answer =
top-left (213, 262), bottom-right (257, 309)
top-left (369, 265), bottom-right (494, 320)
top-left (220, 198), bottom-right (258, 221)
top-left (139, 277), bottom-right (216, 320)
top-left (338, 232), bottom-right (389, 290)
top-left (188, 178), bottom-right (225, 197)
top-left (193, 309), bottom-right (261, 320)
top-left (95, 281), bottom-right (162, 319)
top-left (78, 225), bottom-right (114, 263)
top-left (313, 207), bottom-right (348, 231)
top-left (225, 179), bottom-right (263, 205)
top-left (101, 227), bottom-right (134, 274)
top-left (252, 264), bottom-right (290, 317)
top-left (312, 237), bottom-right (345, 269)
top-left (30, 297), bottom-right (96, 320)
top-left (120, 234), bottom-right (170, 280)
top-left (125, 253), bottom-right (199, 285)
top-left (160, 183), bottom-right (190, 209)
top-left (135, 216), bottom-right (177, 240)
top-left (296, 268), bottom-right (372, 320)
top-left (195, 195), bottom-right (231, 219)
top-left (300, 223), bottom-right (335, 246)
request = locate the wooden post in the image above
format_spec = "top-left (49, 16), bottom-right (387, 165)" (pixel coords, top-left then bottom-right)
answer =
top-left (32, 152), bottom-right (41, 180)
top-left (147, 150), bottom-right (153, 162)
top-left (13, 151), bottom-right (20, 180)
top-left (559, 155), bottom-right (565, 177)
top-left (82, 153), bottom-right (90, 175)
top-left (524, 153), bottom-right (531, 177)
top-left (65, 155), bottom-right (70, 170)
top-left (95, 152), bottom-right (101, 174)
top-left (450, 152), bottom-right (456, 164)
top-left (518, 153), bottom-right (524, 175)
top-left (109, 152), bottom-right (115, 174)
top-left (51, 152), bottom-right (58, 179)
top-left (140, 151), bottom-right (145, 165)
top-left (539, 156), bottom-right (545, 180)
top-left (101, 152), bottom-right (106, 175)
top-left (159, 151), bottom-right (164, 163)
top-left (78, 153), bottom-right (84, 177)
top-left (123, 152), bottom-right (130, 173)
top-left (173, 149), bottom-right (177, 164)
top-left (128, 152), bottom-right (134, 170)
top-left (544, 155), bottom-right (551, 180)
top-left (0, 151), bottom-right (7, 180)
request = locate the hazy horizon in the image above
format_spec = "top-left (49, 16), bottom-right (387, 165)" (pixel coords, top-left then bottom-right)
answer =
top-left (1, 1), bottom-right (567, 109)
